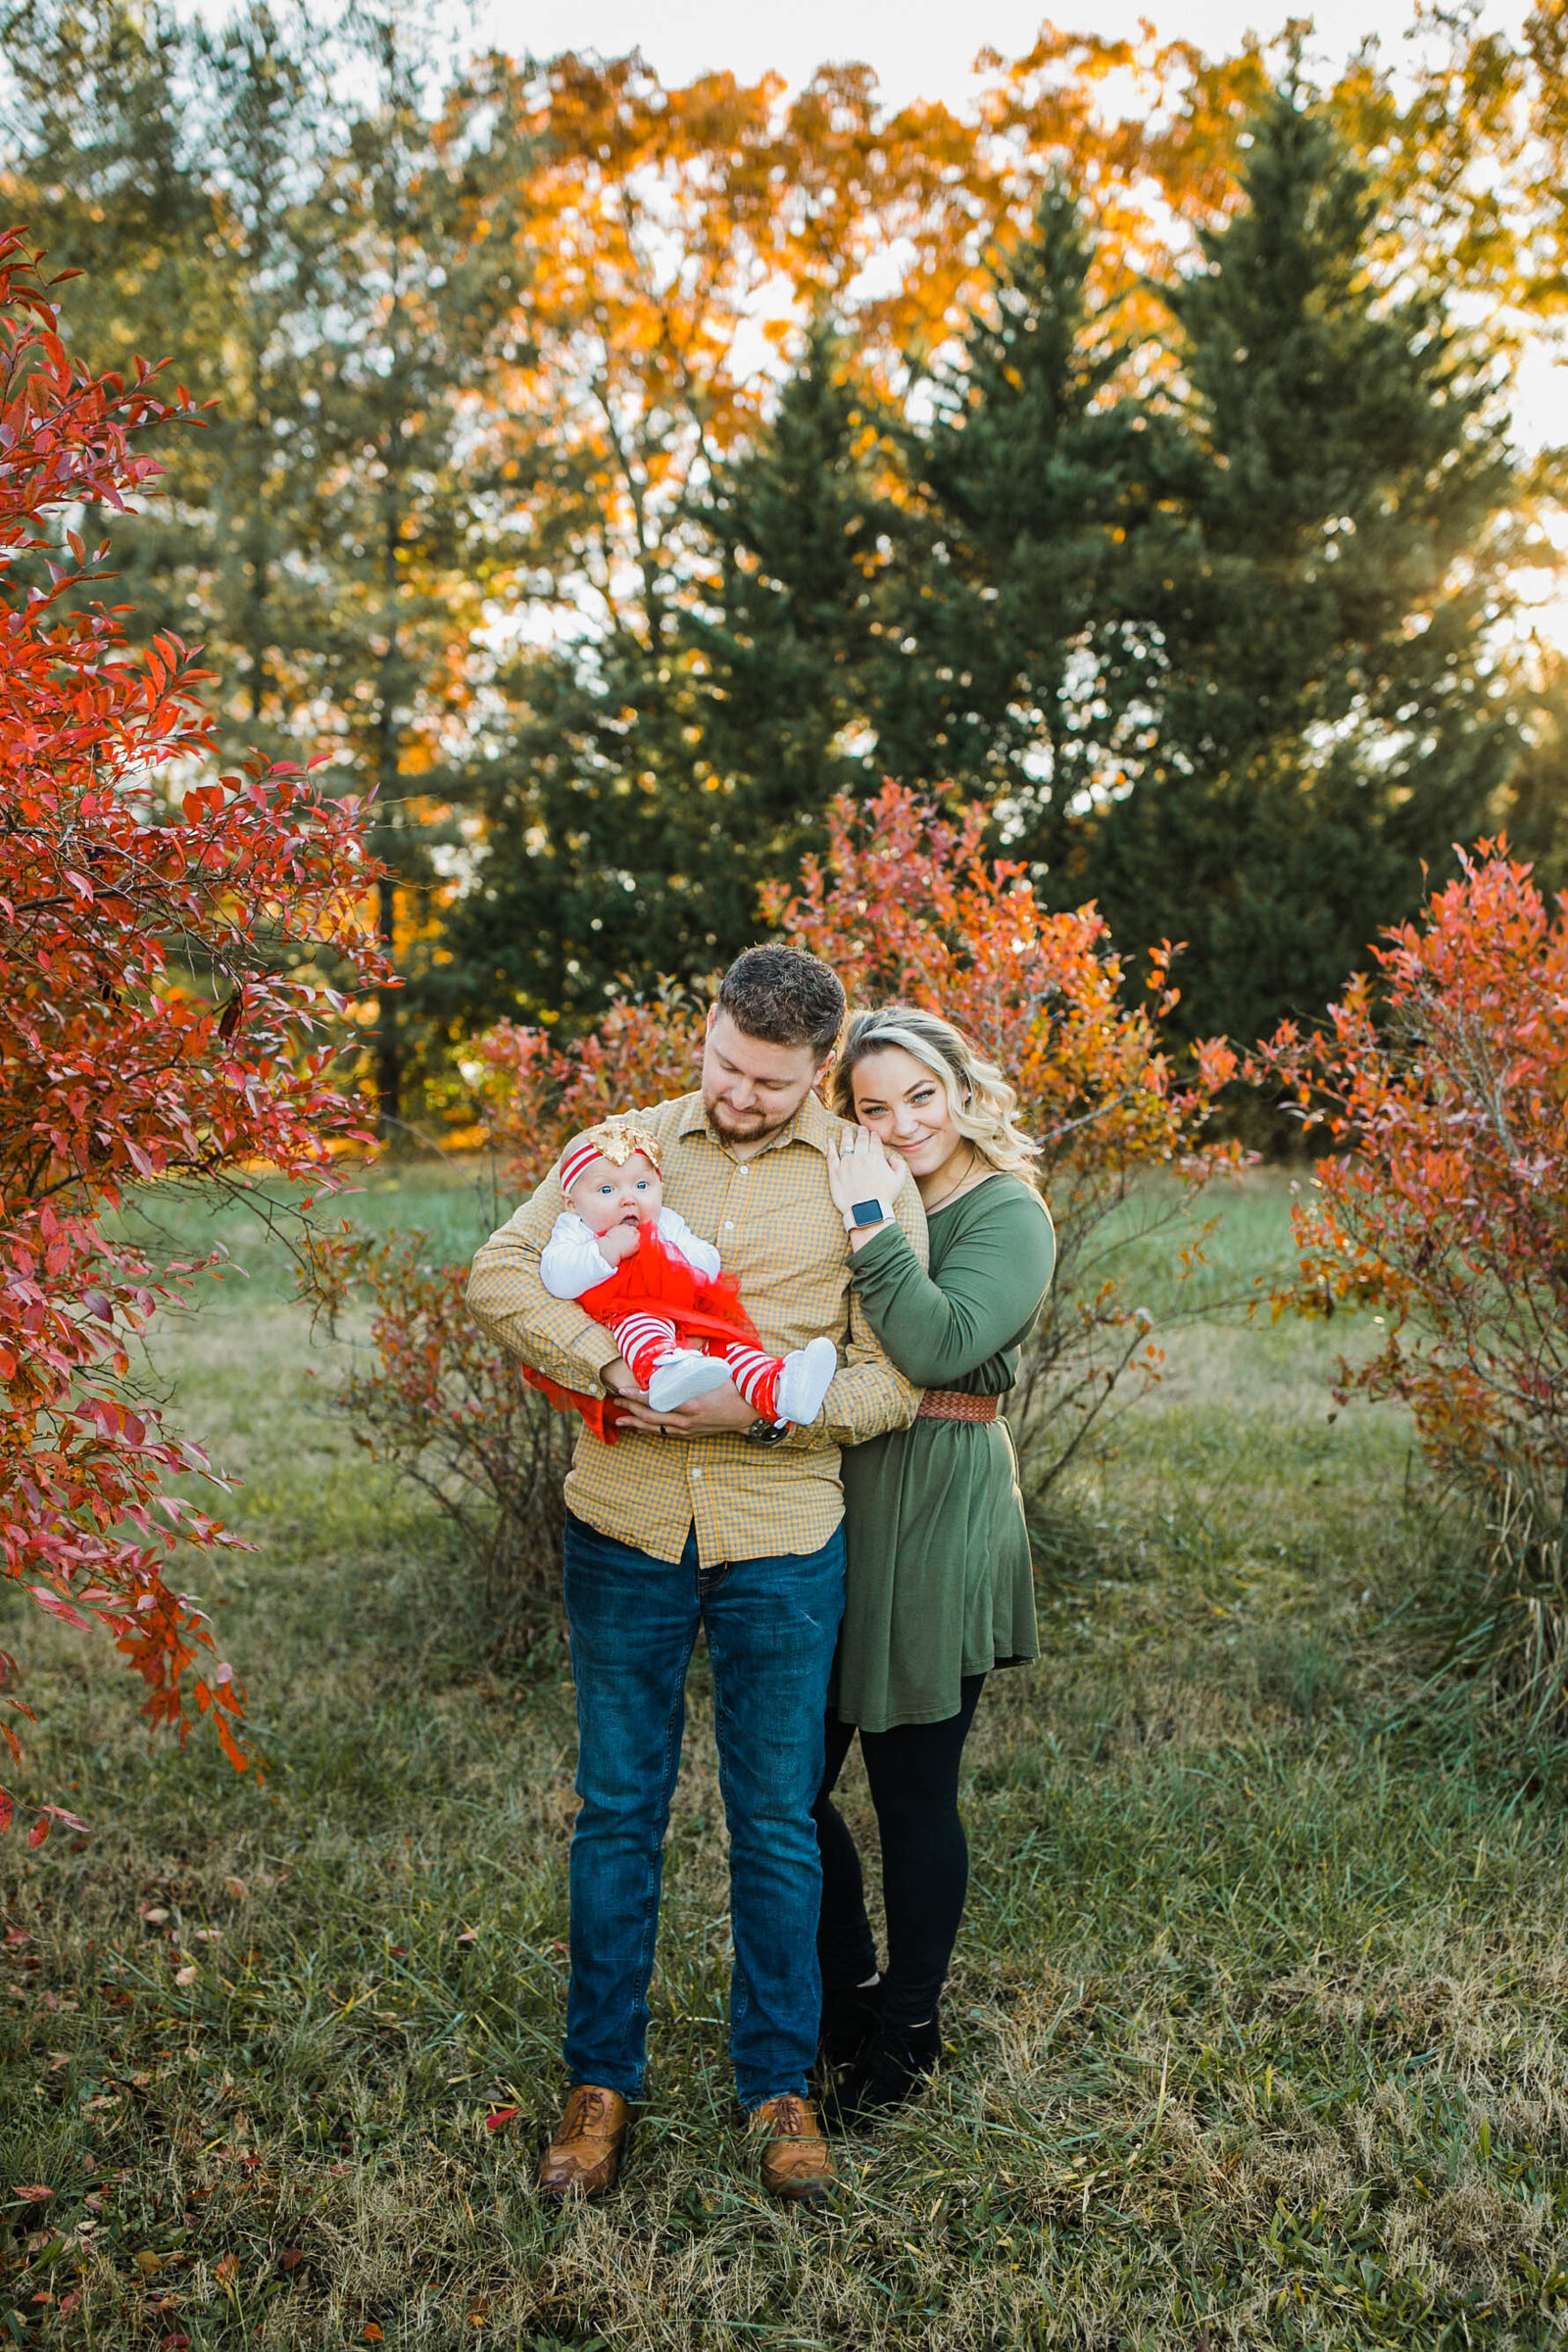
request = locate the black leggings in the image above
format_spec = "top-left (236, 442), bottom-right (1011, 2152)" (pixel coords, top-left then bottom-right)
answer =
top-left (811, 1676), bottom-right (986, 2031)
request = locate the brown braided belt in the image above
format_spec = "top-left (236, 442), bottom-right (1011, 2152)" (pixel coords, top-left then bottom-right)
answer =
top-left (916, 1389), bottom-right (1001, 1424)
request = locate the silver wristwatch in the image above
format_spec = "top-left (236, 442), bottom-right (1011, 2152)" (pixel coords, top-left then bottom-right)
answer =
top-left (744, 1417), bottom-right (791, 1447)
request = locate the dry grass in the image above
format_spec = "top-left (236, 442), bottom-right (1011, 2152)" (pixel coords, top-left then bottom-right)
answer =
top-left (3, 1169), bottom-right (1568, 2349)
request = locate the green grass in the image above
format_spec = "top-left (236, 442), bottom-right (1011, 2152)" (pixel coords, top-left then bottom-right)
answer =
top-left (3, 1168), bottom-right (1567, 2349)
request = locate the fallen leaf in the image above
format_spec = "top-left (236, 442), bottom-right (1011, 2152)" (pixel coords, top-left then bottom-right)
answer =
top-left (483, 2107), bottom-right (519, 2132)
top-left (363, 2328), bottom-right (384, 2343)
top-left (13, 2185), bottom-right (52, 2203)
top-left (38, 1804), bottom-right (88, 1835)
top-left (278, 2248), bottom-right (304, 2272)
top-left (140, 1906), bottom-right (170, 1926)
top-left (221, 1878), bottom-right (247, 1901)
top-left (457, 1928), bottom-right (478, 1946)
top-left (172, 1966), bottom-right (197, 1988)
top-left (214, 2255), bottom-right (238, 2287)
top-left (133, 2250), bottom-right (163, 2277)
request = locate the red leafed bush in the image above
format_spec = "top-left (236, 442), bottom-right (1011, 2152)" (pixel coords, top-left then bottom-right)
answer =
top-left (474, 981), bottom-right (707, 1192)
top-left (1254, 841), bottom-right (1568, 1488)
top-left (1252, 844), bottom-right (1568, 1718)
top-left (316, 788), bottom-right (1242, 1585)
top-left (298, 1224), bottom-right (572, 1642)
top-left (0, 229), bottom-right (386, 1830)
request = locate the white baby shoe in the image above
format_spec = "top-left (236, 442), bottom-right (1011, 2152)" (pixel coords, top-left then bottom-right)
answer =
top-left (773, 1335), bottom-right (838, 1426)
top-left (646, 1350), bottom-right (733, 1412)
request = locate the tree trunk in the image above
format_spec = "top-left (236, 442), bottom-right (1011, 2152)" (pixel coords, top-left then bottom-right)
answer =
top-left (373, 436), bottom-right (405, 1135)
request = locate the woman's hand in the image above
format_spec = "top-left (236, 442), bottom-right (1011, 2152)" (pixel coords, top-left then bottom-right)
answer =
top-left (827, 1124), bottom-right (905, 1239)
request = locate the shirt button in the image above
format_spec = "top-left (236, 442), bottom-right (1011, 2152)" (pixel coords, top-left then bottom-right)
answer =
top-left (691, 1468), bottom-right (703, 1483)
top-left (724, 1220), bottom-right (734, 1230)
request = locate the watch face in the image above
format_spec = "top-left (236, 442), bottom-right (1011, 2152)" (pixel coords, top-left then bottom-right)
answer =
top-left (852, 1198), bottom-right (886, 1227)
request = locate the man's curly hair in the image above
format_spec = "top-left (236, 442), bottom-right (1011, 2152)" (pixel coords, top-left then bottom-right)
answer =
top-left (716, 944), bottom-right (846, 1059)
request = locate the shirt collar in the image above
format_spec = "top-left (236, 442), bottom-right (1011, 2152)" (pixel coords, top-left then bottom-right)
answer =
top-left (677, 1088), bottom-right (833, 1157)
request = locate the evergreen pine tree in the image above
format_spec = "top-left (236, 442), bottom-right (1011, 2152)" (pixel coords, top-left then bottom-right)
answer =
top-left (174, 1), bottom-right (331, 758)
top-left (234, 4), bottom-right (529, 1120)
top-left (448, 321), bottom-right (906, 1025)
top-left (1078, 79), bottom-right (1524, 1044)
top-left (5, 1), bottom-right (531, 1120)
top-left (889, 182), bottom-right (1168, 873)
top-left (0, 0), bottom-right (203, 380)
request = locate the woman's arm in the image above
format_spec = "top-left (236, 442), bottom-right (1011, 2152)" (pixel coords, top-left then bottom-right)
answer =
top-left (849, 1189), bottom-right (1055, 1388)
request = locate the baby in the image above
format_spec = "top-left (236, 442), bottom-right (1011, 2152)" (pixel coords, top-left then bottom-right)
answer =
top-left (538, 1119), bottom-right (838, 1425)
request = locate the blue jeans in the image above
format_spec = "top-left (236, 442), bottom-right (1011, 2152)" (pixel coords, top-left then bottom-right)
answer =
top-left (561, 1510), bottom-right (845, 2110)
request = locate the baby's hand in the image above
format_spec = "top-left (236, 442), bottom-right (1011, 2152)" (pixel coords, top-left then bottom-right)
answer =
top-left (596, 1219), bottom-right (644, 1267)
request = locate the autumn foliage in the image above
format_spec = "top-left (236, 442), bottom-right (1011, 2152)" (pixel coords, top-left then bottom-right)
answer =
top-left (0, 230), bottom-right (385, 1832)
top-left (1254, 844), bottom-right (1568, 1500)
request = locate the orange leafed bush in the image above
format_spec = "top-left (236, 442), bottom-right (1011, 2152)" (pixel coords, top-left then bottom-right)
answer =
top-left (1253, 842), bottom-right (1568, 1500)
top-left (0, 231), bottom-right (386, 1831)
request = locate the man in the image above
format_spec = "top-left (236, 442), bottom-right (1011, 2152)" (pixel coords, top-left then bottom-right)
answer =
top-left (466, 945), bottom-right (926, 2203)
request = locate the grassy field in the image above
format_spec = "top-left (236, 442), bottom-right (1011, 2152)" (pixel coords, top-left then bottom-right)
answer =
top-left (3, 1165), bottom-right (1567, 2350)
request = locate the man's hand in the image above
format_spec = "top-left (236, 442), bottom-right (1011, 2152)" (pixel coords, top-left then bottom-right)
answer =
top-left (615, 1378), bottom-right (756, 1438)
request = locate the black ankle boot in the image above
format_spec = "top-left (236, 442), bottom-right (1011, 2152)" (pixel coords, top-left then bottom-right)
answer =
top-left (827, 2010), bottom-right (942, 2126)
top-left (816, 1980), bottom-right (883, 2079)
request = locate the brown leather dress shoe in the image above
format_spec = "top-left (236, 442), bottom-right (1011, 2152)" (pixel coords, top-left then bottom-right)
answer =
top-left (750, 2093), bottom-right (836, 2202)
top-left (537, 2084), bottom-right (629, 2199)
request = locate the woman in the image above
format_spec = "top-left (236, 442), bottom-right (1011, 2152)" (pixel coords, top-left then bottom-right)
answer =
top-left (816, 1004), bottom-right (1055, 2121)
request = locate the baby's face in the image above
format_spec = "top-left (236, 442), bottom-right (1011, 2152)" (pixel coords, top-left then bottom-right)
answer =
top-left (567, 1151), bottom-right (662, 1236)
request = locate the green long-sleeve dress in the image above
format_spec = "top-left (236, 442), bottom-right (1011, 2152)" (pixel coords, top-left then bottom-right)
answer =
top-left (833, 1173), bottom-right (1056, 1732)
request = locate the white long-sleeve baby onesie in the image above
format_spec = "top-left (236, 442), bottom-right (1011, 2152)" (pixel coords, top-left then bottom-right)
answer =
top-left (539, 1206), bottom-right (723, 1300)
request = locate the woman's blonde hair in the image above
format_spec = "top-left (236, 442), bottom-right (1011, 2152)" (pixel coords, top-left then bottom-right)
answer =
top-left (828, 1004), bottom-right (1041, 1178)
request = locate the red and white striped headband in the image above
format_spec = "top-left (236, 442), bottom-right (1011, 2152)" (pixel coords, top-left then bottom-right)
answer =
top-left (559, 1123), bottom-right (662, 1197)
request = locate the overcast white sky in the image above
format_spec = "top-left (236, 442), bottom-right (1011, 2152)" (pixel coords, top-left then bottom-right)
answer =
top-left (469, 0), bottom-right (1530, 105)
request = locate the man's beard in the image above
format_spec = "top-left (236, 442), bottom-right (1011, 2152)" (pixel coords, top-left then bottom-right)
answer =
top-left (704, 1091), bottom-right (781, 1144)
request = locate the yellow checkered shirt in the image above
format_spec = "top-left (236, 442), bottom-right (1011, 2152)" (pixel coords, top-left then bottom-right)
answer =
top-left (466, 1088), bottom-right (927, 1567)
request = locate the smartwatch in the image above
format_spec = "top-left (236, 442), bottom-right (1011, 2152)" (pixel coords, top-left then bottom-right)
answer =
top-left (846, 1196), bottom-right (894, 1233)
top-left (745, 1417), bottom-right (792, 1446)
